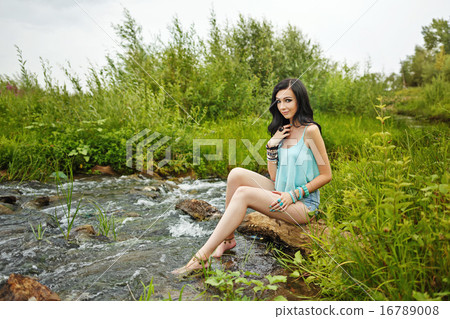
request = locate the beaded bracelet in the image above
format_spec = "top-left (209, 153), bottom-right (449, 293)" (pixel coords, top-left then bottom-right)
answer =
top-left (301, 184), bottom-right (310, 198)
top-left (265, 143), bottom-right (278, 150)
top-left (293, 189), bottom-right (299, 201)
top-left (291, 190), bottom-right (298, 203)
top-left (289, 191), bottom-right (295, 203)
top-left (267, 148), bottom-right (278, 162)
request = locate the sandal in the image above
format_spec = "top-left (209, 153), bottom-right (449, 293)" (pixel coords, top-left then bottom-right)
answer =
top-left (223, 236), bottom-right (235, 244)
top-left (171, 253), bottom-right (210, 276)
top-left (212, 236), bottom-right (236, 258)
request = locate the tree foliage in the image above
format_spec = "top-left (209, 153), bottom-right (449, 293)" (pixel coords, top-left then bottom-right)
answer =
top-left (400, 17), bottom-right (450, 87)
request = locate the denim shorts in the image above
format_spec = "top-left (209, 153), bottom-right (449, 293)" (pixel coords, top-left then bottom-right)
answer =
top-left (299, 189), bottom-right (320, 215)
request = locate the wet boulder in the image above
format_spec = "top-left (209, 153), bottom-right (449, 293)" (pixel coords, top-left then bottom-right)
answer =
top-left (68, 224), bottom-right (96, 242)
top-left (91, 165), bottom-right (117, 176)
top-left (0, 195), bottom-right (17, 204)
top-left (30, 196), bottom-right (50, 207)
top-left (0, 204), bottom-right (15, 215)
top-left (0, 273), bottom-right (60, 301)
top-left (237, 212), bottom-right (330, 255)
top-left (176, 199), bottom-right (222, 221)
top-left (73, 224), bottom-right (96, 236)
top-left (71, 224), bottom-right (111, 243)
top-left (124, 212), bottom-right (141, 218)
top-left (129, 186), bottom-right (160, 199)
top-left (24, 196), bottom-right (60, 210)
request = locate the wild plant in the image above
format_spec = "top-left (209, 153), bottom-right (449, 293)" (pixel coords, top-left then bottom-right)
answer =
top-left (138, 277), bottom-right (155, 301)
top-left (29, 222), bottom-right (46, 241)
top-left (53, 167), bottom-right (83, 240)
top-left (89, 200), bottom-right (117, 240)
top-left (204, 269), bottom-right (287, 301)
top-left (136, 277), bottom-right (189, 301)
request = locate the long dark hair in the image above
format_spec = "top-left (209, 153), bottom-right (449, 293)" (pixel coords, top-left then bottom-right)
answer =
top-left (268, 78), bottom-right (322, 136)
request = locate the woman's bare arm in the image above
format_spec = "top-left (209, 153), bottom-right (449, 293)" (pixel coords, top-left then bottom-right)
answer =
top-left (268, 160), bottom-right (277, 181)
top-left (301, 124), bottom-right (332, 194)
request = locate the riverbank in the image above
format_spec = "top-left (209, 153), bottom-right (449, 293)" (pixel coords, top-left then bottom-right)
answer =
top-left (386, 78), bottom-right (450, 123)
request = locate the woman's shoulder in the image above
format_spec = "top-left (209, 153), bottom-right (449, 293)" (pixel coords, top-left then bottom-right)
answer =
top-left (304, 123), bottom-right (321, 147)
top-left (305, 123), bottom-right (320, 134)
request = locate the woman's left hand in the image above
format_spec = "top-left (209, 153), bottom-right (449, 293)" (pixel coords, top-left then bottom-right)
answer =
top-left (269, 191), bottom-right (292, 212)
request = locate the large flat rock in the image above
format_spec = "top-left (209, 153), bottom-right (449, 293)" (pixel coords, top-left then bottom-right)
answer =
top-left (176, 199), bottom-right (222, 221)
top-left (0, 273), bottom-right (60, 301)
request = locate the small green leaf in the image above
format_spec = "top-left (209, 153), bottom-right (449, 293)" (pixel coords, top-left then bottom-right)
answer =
top-left (244, 271), bottom-right (259, 276)
top-left (439, 184), bottom-right (448, 194)
top-left (50, 171), bottom-right (68, 179)
top-left (250, 279), bottom-right (263, 287)
top-left (273, 295), bottom-right (288, 301)
top-left (294, 251), bottom-right (303, 264)
top-left (305, 276), bottom-right (316, 284)
top-left (266, 275), bottom-right (287, 284)
top-left (253, 287), bottom-right (262, 293)
top-left (205, 277), bottom-right (223, 287)
top-left (235, 277), bottom-right (250, 285)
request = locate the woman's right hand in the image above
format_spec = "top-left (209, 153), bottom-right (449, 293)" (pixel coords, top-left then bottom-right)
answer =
top-left (267, 124), bottom-right (291, 148)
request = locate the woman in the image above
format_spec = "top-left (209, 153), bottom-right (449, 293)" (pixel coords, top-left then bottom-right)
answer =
top-left (172, 78), bottom-right (332, 274)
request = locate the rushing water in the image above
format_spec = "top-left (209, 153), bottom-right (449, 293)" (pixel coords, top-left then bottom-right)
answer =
top-left (0, 175), bottom-right (285, 300)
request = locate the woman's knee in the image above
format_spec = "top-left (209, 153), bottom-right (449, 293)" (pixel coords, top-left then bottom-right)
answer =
top-left (227, 167), bottom-right (247, 184)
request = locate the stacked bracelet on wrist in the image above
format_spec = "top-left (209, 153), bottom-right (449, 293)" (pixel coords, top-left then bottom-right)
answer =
top-left (266, 143), bottom-right (278, 162)
top-left (301, 185), bottom-right (310, 198)
top-left (295, 185), bottom-right (309, 200)
top-left (289, 190), bottom-right (297, 203)
top-left (296, 186), bottom-right (303, 200)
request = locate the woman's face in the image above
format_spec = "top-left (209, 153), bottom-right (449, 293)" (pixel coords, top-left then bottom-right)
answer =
top-left (276, 88), bottom-right (298, 121)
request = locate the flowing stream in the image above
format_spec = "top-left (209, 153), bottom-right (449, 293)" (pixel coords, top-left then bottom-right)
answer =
top-left (0, 175), bottom-right (287, 300)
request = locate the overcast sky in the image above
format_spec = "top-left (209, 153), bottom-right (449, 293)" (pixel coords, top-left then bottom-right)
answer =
top-left (1, 0), bottom-right (449, 88)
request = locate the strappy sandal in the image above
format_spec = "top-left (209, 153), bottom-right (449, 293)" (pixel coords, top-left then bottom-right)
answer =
top-left (212, 236), bottom-right (236, 258)
top-left (223, 236), bottom-right (235, 245)
top-left (171, 253), bottom-right (210, 276)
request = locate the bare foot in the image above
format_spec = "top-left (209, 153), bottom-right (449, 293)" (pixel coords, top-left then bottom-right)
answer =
top-left (212, 237), bottom-right (236, 258)
top-left (171, 254), bottom-right (209, 275)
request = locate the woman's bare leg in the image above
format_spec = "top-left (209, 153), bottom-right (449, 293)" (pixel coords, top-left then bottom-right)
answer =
top-left (172, 185), bottom-right (311, 274)
top-left (212, 168), bottom-right (275, 257)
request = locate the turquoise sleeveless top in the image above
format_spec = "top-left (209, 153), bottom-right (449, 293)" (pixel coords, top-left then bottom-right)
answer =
top-left (275, 125), bottom-right (320, 194)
